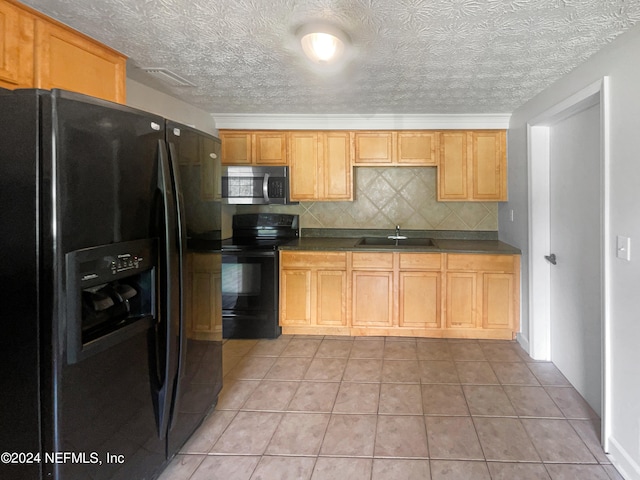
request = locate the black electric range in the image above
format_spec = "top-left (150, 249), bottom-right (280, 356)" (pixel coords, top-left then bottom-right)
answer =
top-left (221, 214), bottom-right (299, 338)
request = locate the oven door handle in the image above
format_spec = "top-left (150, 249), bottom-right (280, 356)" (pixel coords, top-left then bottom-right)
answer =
top-left (222, 250), bottom-right (277, 258)
top-left (262, 173), bottom-right (270, 203)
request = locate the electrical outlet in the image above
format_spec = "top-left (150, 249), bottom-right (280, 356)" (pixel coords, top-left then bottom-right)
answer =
top-left (616, 235), bottom-right (631, 261)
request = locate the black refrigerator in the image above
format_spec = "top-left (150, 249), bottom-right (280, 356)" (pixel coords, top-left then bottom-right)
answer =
top-left (0, 88), bottom-right (222, 480)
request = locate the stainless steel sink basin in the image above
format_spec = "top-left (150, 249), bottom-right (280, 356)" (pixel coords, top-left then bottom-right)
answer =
top-left (356, 237), bottom-right (437, 248)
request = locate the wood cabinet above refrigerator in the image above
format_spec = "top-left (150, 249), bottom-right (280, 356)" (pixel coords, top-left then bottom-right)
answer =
top-left (0, 0), bottom-right (126, 103)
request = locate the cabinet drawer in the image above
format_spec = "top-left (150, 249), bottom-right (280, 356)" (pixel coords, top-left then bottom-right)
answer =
top-left (280, 251), bottom-right (347, 269)
top-left (351, 252), bottom-right (394, 269)
top-left (399, 253), bottom-right (442, 270)
top-left (446, 254), bottom-right (515, 273)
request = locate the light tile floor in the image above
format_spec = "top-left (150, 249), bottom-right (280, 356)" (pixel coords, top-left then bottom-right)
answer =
top-left (159, 336), bottom-right (624, 480)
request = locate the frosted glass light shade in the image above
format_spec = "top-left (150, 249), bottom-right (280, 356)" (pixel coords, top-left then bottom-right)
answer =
top-left (297, 23), bottom-right (348, 64)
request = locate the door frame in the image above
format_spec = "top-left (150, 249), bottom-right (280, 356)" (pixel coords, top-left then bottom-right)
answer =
top-left (527, 77), bottom-right (611, 449)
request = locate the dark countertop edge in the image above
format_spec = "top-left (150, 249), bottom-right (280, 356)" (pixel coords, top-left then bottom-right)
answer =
top-left (279, 237), bottom-right (521, 255)
top-left (301, 228), bottom-right (499, 241)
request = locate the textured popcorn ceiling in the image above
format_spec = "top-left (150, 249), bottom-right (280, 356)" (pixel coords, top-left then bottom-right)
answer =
top-left (22, 0), bottom-right (640, 114)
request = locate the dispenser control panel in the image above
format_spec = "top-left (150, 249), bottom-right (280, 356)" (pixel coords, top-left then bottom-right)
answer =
top-left (110, 253), bottom-right (142, 275)
top-left (69, 239), bottom-right (156, 287)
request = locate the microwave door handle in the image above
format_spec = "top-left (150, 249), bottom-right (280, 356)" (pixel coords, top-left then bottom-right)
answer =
top-left (262, 173), bottom-right (270, 203)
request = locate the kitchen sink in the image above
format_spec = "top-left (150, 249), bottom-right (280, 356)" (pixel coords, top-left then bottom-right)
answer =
top-left (356, 237), bottom-right (437, 248)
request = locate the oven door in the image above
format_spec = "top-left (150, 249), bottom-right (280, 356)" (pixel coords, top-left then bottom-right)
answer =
top-left (221, 250), bottom-right (281, 338)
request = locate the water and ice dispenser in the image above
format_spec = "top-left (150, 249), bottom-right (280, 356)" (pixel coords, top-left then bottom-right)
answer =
top-left (65, 238), bottom-right (157, 363)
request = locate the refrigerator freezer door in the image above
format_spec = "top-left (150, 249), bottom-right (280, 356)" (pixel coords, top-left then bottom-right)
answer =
top-left (0, 88), bottom-right (45, 480)
top-left (51, 90), bottom-right (171, 479)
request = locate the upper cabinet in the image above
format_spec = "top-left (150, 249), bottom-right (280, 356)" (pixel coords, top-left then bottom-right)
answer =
top-left (219, 131), bottom-right (251, 164)
top-left (397, 131), bottom-right (438, 166)
top-left (0, 0), bottom-right (126, 103)
top-left (219, 129), bottom-right (507, 202)
top-left (0, 1), bottom-right (34, 89)
top-left (438, 132), bottom-right (468, 200)
top-left (352, 131), bottom-right (438, 166)
top-left (352, 131), bottom-right (393, 164)
top-left (470, 131), bottom-right (507, 200)
top-left (35, 19), bottom-right (126, 103)
top-left (219, 130), bottom-right (287, 165)
top-left (438, 130), bottom-right (506, 201)
top-left (289, 131), bottom-right (352, 201)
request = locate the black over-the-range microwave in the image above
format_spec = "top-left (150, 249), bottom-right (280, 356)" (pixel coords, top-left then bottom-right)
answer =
top-left (221, 166), bottom-right (295, 205)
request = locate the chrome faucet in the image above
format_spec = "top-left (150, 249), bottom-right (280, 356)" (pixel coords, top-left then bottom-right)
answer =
top-left (388, 224), bottom-right (407, 240)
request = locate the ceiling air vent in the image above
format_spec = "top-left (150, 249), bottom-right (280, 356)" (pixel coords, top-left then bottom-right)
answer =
top-left (140, 68), bottom-right (196, 87)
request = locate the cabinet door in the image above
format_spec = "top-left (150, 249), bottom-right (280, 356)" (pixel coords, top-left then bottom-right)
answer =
top-left (189, 253), bottom-right (222, 340)
top-left (254, 132), bottom-right (287, 165)
top-left (322, 132), bottom-right (352, 200)
top-left (353, 132), bottom-right (393, 165)
top-left (316, 270), bottom-right (347, 326)
top-left (0, 1), bottom-right (34, 89)
top-left (397, 131), bottom-right (438, 166)
top-left (280, 269), bottom-right (312, 326)
top-left (398, 271), bottom-right (441, 329)
top-left (35, 20), bottom-right (126, 103)
top-left (289, 131), bottom-right (319, 200)
top-left (352, 270), bottom-right (394, 327)
top-left (220, 131), bottom-right (251, 165)
top-left (445, 272), bottom-right (477, 328)
top-left (437, 131), bottom-right (468, 200)
top-left (482, 273), bottom-right (514, 330)
top-left (471, 131), bottom-right (506, 200)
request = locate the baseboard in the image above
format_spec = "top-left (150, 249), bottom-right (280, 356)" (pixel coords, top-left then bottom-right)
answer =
top-left (516, 332), bottom-right (530, 354)
top-left (608, 436), bottom-right (640, 480)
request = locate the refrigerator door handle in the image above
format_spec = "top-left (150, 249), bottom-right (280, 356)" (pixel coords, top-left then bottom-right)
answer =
top-left (155, 138), bottom-right (180, 439)
top-left (167, 141), bottom-right (188, 431)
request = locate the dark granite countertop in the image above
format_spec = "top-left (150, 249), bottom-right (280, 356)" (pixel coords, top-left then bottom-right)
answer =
top-left (279, 235), bottom-right (521, 255)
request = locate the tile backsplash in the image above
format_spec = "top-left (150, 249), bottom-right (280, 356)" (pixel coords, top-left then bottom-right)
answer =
top-left (233, 167), bottom-right (497, 231)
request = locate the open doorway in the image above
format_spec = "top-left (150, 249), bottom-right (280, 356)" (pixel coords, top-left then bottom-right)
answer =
top-left (527, 78), bottom-right (611, 449)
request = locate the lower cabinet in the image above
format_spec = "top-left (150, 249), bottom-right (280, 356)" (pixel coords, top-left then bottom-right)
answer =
top-left (280, 251), bottom-right (349, 335)
top-left (350, 252), bottom-right (443, 336)
top-left (398, 253), bottom-right (442, 330)
top-left (351, 253), bottom-right (395, 328)
top-left (482, 273), bottom-right (517, 330)
top-left (279, 250), bottom-right (519, 339)
top-left (445, 273), bottom-right (477, 329)
top-left (445, 254), bottom-right (519, 338)
top-left (185, 252), bottom-right (222, 341)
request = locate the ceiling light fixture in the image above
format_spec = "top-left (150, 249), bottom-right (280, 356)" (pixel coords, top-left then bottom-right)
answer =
top-left (296, 22), bottom-right (349, 64)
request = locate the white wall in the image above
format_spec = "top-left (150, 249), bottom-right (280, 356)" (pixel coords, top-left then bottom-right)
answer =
top-left (125, 78), bottom-right (217, 135)
top-left (500, 23), bottom-right (640, 479)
